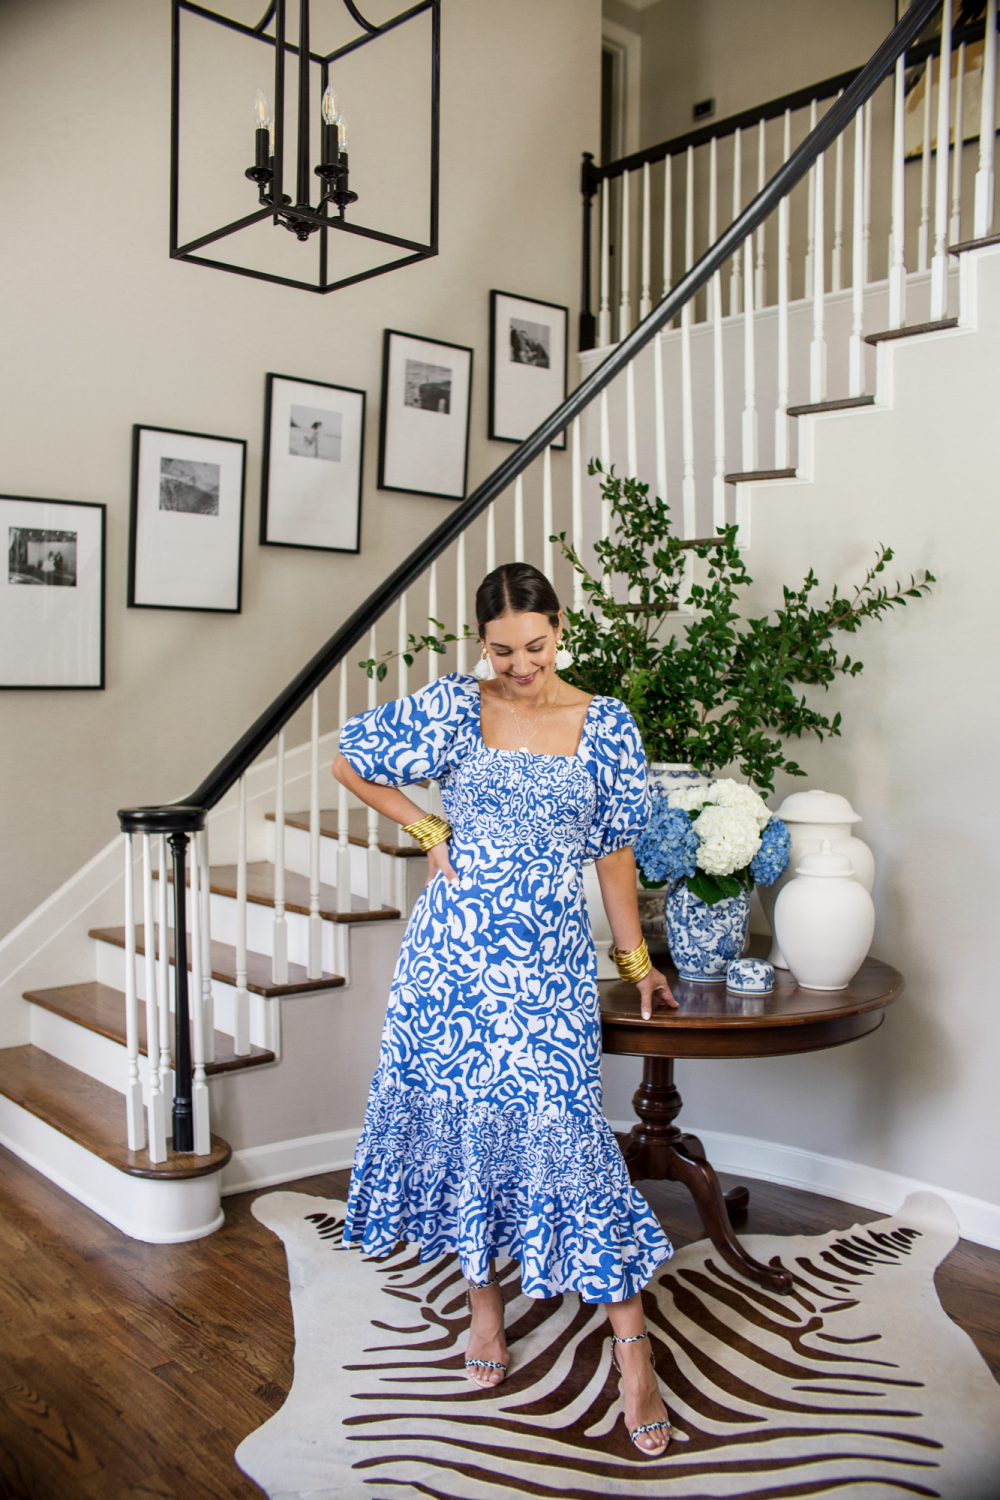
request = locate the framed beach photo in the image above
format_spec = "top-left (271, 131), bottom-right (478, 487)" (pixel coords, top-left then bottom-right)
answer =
top-left (1, 494), bottom-right (106, 689)
top-left (489, 290), bottom-right (568, 449)
top-left (260, 374), bottom-right (365, 553)
top-left (128, 425), bottom-right (246, 612)
top-left (377, 329), bottom-right (473, 500)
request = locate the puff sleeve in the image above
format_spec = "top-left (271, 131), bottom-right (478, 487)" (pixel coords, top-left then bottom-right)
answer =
top-left (585, 699), bottom-right (650, 860)
top-left (338, 673), bottom-right (475, 787)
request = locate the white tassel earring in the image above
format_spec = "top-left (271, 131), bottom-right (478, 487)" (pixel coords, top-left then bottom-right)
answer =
top-left (555, 639), bottom-right (573, 671)
top-left (474, 645), bottom-right (496, 681)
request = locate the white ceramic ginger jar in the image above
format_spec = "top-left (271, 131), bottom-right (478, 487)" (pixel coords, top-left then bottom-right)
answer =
top-left (773, 840), bottom-right (875, 991)
top-left (758, 789), bottom-right (874, 968)
top-left (647, 762), bottom-right (711, 797)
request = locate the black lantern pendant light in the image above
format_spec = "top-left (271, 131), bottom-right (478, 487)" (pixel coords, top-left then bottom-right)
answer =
top-left (170, 0), bottom-right (440, 294)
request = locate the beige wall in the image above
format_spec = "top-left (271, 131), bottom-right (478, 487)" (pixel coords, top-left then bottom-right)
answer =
top-left (0, 0), bottom-right (600, 935)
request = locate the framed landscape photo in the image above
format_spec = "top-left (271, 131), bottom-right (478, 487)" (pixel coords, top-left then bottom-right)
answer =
top-left (489, 290), bottom-right (568, 449)
top-left (378, 330), bottom-right (473, 500)
top-left (260, 374), bottom-right (365, 553)
top-left (1, 494), bottom-right (105, 689)
top-left (129, 425), bottom-right (246, 612)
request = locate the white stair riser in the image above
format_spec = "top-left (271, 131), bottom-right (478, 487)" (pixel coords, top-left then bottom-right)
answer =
top-left (93, 938), bottom-right (277, 1048)
top-left (279, 822), bottom-right (401, 902)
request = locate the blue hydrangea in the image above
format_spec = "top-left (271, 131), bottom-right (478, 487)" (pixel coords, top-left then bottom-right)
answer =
top-left (635, 798), bottom-right (699, 886)
top-left (749, 816), bottom-right (791, 886)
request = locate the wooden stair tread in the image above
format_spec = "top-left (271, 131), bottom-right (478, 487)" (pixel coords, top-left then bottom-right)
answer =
top-left (787, 394), bottom-right (876, 416)
top-left (161, 861), bottom-right (402, 921)
top-left (0, 1045), bottom-right (231, 1179)
top-left (88, 925), bottom-right (344, 998)
top-left (724, 467), bottom-right (797, 483)
top-left (266, 807), bottom-right (425, 857)
top-left (865, 317), bottom-right (959, 344)
top-left (23, 982), bottom-right (275, 1074)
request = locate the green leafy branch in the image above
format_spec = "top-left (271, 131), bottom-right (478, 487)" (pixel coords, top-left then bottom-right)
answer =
top-left (359, 620), bottom-right (478, 681)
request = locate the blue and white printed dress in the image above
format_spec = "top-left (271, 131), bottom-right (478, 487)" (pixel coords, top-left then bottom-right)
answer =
top-left (339, 672), bottom-right (673, 1302)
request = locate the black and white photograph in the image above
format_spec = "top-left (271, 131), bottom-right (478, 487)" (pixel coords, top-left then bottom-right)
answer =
top-left (489, 290), bottom-right (568, 447)
top-left (129, 425), bottom-right (246, 611)
top-left (9, 527), bottom-right (78, 587)
top-left (261, 375), bottom-right (364, 553)
top-left (1, 496), bottom-right (104, 688)
top-left (378, 329), bottom-right (473, 500)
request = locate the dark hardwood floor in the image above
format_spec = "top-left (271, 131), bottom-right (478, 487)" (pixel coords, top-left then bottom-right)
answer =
top-left (0, 1142), bottom-right (996, 1498)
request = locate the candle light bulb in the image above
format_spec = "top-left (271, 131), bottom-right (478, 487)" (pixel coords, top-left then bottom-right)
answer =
top-left (322, 83), bottom-right (338, 126)
top-left (337, 115), bottom-right (349, 150)
top-left (253, 87), bottom-right (272, 130)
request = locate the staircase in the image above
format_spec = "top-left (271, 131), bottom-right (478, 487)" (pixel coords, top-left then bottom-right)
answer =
top-left (0, 0), bottom-right (995, 1243)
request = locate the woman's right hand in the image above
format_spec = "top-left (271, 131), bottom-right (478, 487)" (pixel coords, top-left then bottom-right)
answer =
top-left (426, 840), bottom-right (457, 884)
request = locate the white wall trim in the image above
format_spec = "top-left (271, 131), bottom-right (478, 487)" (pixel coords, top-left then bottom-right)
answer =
top-left (220, 1126), bottom-right (362, 1196)
top-left (609, 1122), bottom-right (1000, 1251)
top-left (602, 17), bottom-right (642, 158)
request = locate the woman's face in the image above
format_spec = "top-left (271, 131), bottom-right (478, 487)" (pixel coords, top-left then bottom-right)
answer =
top-left (480, 610), bottom-right (563, 696)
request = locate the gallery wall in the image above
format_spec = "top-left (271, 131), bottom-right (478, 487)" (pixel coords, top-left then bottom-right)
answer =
top-left (0, 0), bottom-right (601, 934)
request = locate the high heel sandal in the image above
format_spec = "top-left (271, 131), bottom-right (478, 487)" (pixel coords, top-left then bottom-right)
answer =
top-left (610, 1332), bottom-right (673, 1458)
top-left (464, 1274), bottom-right (508, 1388)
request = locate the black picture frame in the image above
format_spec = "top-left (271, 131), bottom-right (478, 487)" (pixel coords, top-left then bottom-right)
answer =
top-left (128, 424), bottom-right (247, 613)
top-left (377, 328), bottom-right (474, 501)
top-left (0, 494), bottom-right (106, 690)
top-left (488, 290), bottom-right (568, 449)
top-left (260, 373), bottom-right (366, 554)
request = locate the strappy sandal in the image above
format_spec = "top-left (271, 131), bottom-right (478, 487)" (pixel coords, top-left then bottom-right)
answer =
top-left (464, 1274), bottom-right (508, 1388)
top-left (611, 1331), bottom-right (673, 1458)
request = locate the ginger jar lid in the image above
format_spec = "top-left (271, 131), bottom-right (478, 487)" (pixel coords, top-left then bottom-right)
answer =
top-left (795, 839), bottom-right (855, 877)
top-left (776, 788), bottom-right (862, 825)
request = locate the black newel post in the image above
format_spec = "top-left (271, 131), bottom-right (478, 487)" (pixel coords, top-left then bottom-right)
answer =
top-left (169, 831), bottom-right (194, 1153)
top-left (579, 152), bottom-right (598, 352)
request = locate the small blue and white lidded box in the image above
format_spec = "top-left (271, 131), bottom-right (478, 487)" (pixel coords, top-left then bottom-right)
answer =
top-left (725, 957), bottom-right (775, 994)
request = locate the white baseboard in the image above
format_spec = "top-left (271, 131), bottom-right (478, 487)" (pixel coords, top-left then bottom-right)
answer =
top-left (220, 1127), bottom-right (361, 1196)
top-left (608, 1121), bottom-right (1000, 1252)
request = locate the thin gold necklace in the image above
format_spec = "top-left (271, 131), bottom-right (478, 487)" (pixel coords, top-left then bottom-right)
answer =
top-left (499, 680), bottom-right (562, 753)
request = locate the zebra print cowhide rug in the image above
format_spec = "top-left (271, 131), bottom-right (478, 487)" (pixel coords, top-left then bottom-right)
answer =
top-left (235, 1189), bottom-right (1000, 1499)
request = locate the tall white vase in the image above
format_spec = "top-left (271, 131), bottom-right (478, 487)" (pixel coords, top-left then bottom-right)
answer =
top-left (773, 840), bottom-right (875, 991)
top-left (758, 789), bottom-right (874, 968)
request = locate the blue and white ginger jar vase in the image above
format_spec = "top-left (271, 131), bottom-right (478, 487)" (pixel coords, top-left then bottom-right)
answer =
top-left (666, 881), bottom-right (751, 983)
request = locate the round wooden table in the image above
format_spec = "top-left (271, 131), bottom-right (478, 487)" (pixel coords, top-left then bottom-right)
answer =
top-left (599, 937), bottom-right (904, 1296)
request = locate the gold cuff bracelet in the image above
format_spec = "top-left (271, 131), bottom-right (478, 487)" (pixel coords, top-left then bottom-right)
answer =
top-left (402, 813), bottom-right (453, 852)
top-left (610, 940), bottom-right (653, 984)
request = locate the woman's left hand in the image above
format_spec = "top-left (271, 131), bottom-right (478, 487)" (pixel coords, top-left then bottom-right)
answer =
top-left (636, 966), bottom-right (677, 1020)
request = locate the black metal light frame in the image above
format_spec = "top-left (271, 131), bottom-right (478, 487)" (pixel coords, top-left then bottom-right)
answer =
top-left (170, 0), bottom-right (441, 295)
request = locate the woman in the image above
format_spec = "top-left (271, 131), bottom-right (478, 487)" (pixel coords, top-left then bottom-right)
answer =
top-left (333, 562), bottom-right (678, 1457)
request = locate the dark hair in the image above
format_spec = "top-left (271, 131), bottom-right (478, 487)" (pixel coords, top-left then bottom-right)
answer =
top-left (475, 562), bottom-right (561, 637)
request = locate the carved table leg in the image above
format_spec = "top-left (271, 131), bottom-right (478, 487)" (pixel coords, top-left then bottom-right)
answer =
top-left (618, 1057), bottom-right (792, 1295)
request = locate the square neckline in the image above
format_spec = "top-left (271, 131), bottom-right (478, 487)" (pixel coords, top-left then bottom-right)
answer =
top-left (474, 680), bottom-right (598, 760)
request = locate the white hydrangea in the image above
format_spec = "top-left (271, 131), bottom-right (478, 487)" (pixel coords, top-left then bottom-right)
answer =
top-left (692, 804), bottom-right (762, 876)
top-left (707, 778), bottom-right (772, 831)
top-left (667, 786), bottom-right (712, 813)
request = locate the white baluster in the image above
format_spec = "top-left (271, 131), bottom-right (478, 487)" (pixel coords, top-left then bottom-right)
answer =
top-left (755, 118), bottom-right (766, 307)
top-left (599, 391), bottom-right (611, 539)
top-left (619, 168), bottom-right (631, 340)
top-left (236, 772), bottom-right (252, 1048)
top-left (730, 127), bottom-right (742, 314)
top-left (397, 589), bottom-right (409, 698)
top-left (653, 329), bottom-right (667, 507)
top-left (810, 141), bottom-right (827, 403)
top-left (513, 478), bottom-right (525, 561)
top-left (863, 98), bottom-right (873, 283)
top-left (189, 841), bottom-right (211, 1155)
top-left (950, 40), bottom-right (966, 246)
top-left (775, 110), bottom-right (792, 468)
top-left (272, 728), bottom-right (288, 985)
top-left (141, 834), bottom-right (166, 1163)
top-left (156, 834), bottom-right (173, 1113)
top-left (625, 362), bottom-right (638, 479)
top-left (198, 829), bottom-right (214, 1062)
top-left (455, 532), bottom-right (468, 674)
top-left (571, 417), bottom-right (584, 608)
top-left (599, 179), bottom-right (611, 347)
top-left (639, 161), bottom-right (652, 319)
top-left (850, 105), bottom-right (866, 396)
top-left (832, 94), bottom-right (845, 291)
top-left (919, 54), bottom-right (934, 269)
top-left (932, 0), bottom-right (953, 318)
top-left (742, 235), bottom-right (758, 468)
top-left (682, 143), bottom-right (696, 536)
top-left (542, 446), bottom-right (554, 579)
top-left (663, 153), bottom-right (673, 305)
top-left (805, 98), bottom-right (818, 294)
top-left (710, 135), bottom-right (726, 526)
top-left (975, 0), bottom-right (998, 237)
top-left (337, 661), bottom-right (352, 910)
top-left (889, 54), bottom-right (908, 330)
top-left (123, 834), bottom-right (144, 1151)
top-left (486, 501), bottom-right (496, 574)
top-left (427, 560), bottom-right (439, 681)
top-left (366, 627), bottom-right (382, 911)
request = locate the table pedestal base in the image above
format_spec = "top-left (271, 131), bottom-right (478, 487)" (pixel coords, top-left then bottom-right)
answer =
top-left (617, 1056), bottom-right (792, 1295)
